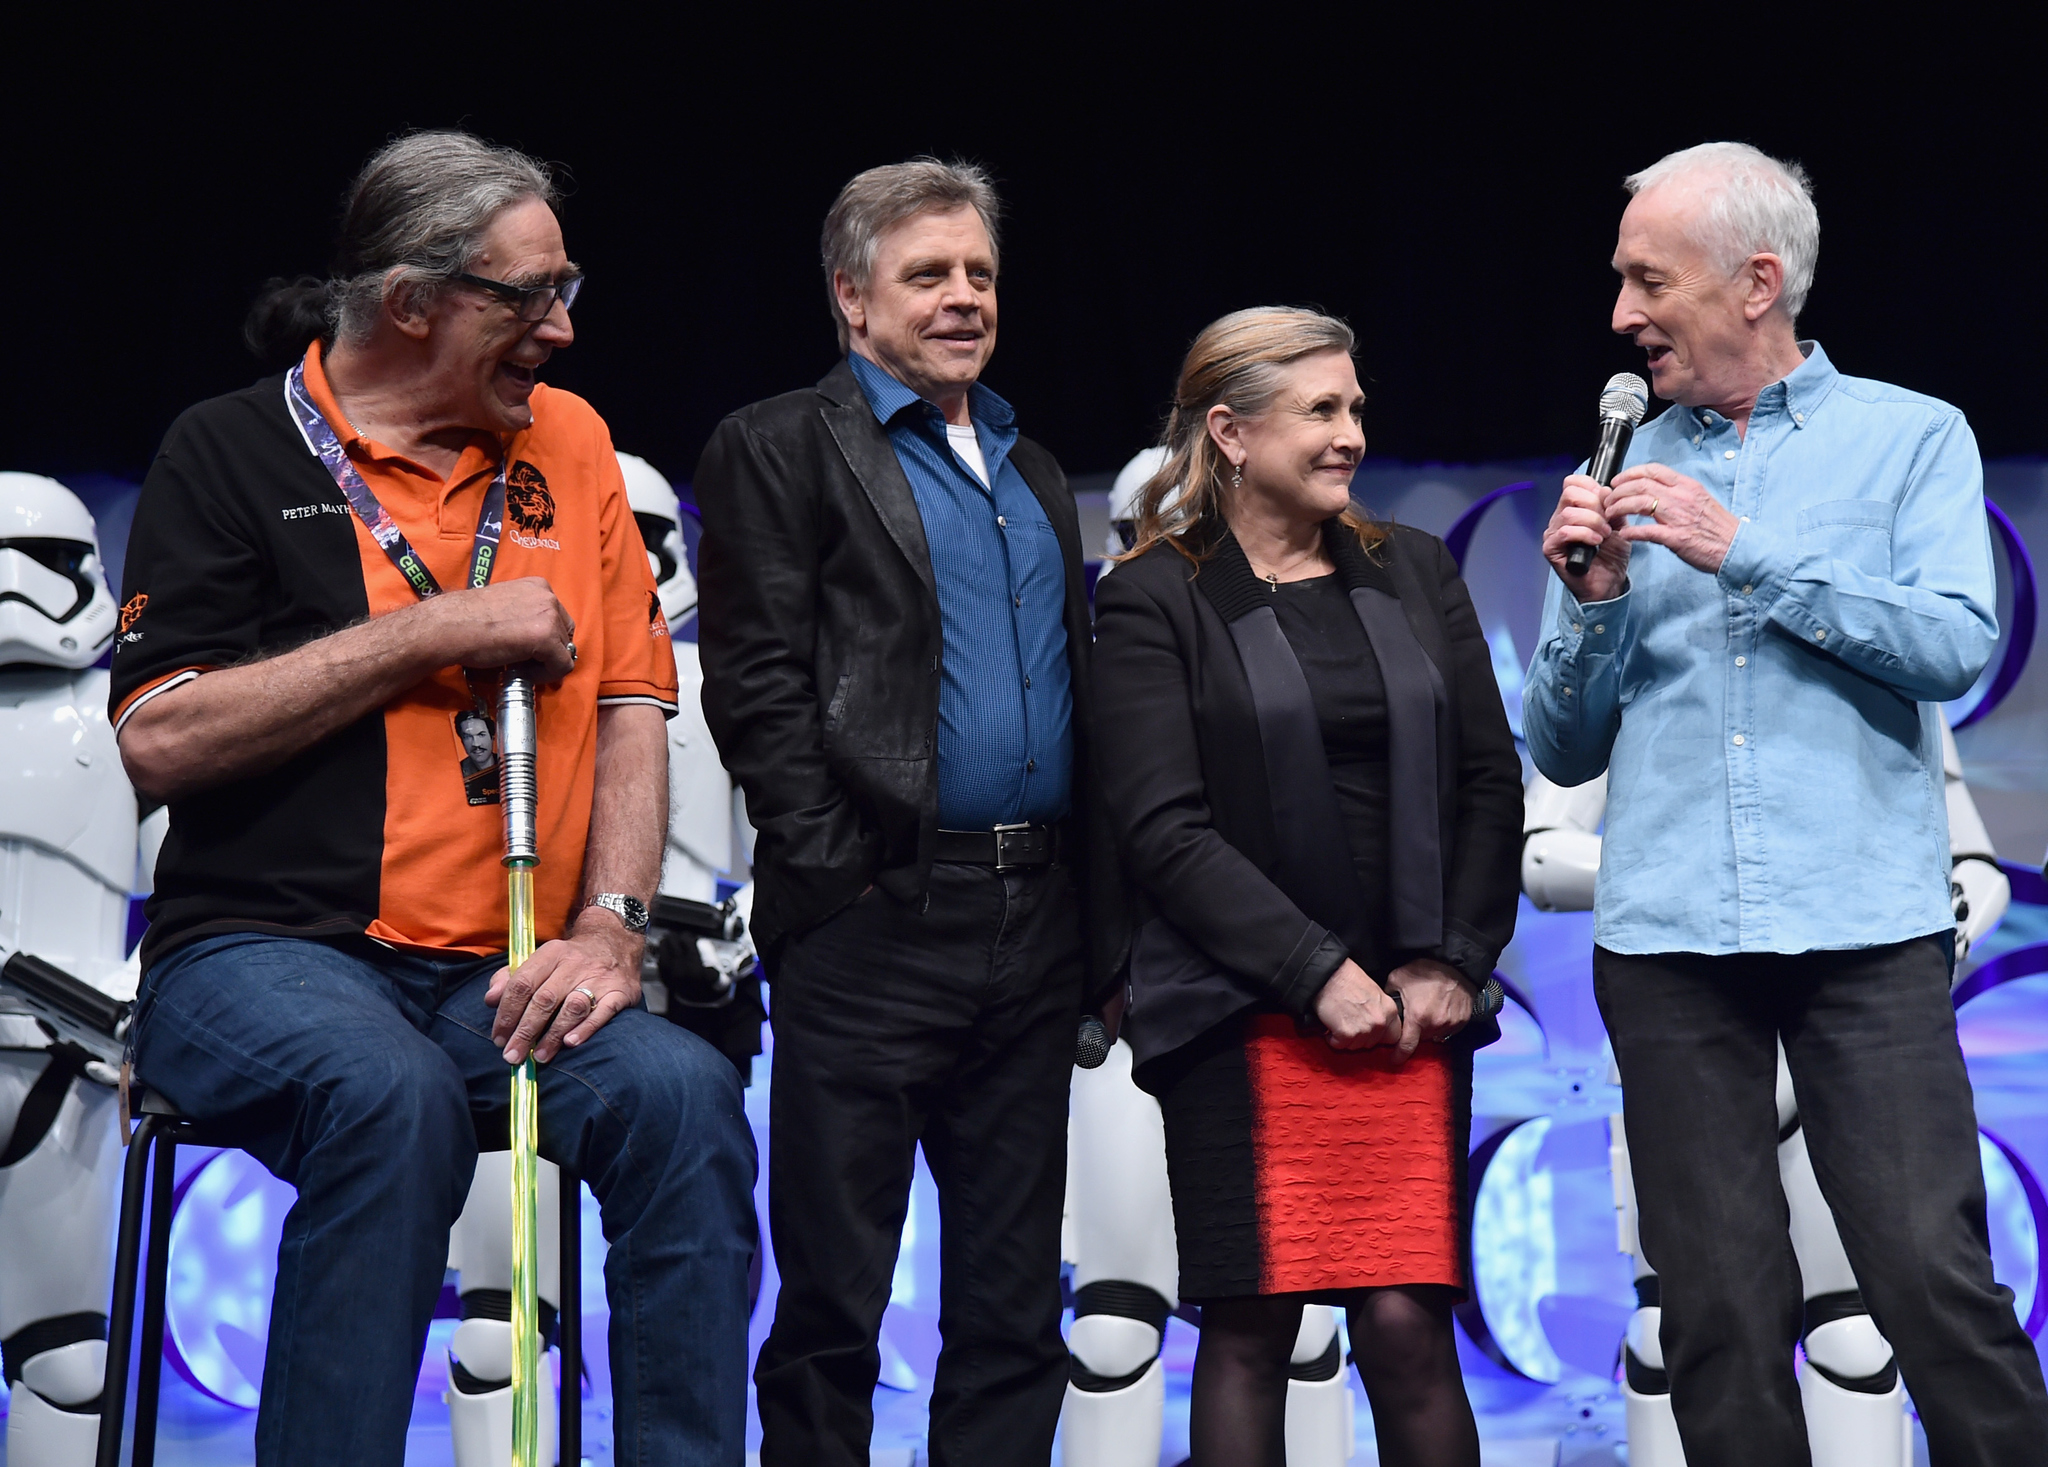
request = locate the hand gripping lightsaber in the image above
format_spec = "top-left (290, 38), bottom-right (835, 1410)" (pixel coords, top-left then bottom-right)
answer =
top-left (498, 667), bottom-right (543, 1467)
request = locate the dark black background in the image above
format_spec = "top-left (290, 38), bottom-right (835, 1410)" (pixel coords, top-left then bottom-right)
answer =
top-left (8, 23), bottom-right (2039, 483)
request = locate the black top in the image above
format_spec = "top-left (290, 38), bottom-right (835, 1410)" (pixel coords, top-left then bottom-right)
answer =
top-left (1270, 572), bottom-right (1394, 976)
top-left (1093, 520), bottom-right (1523, 1059)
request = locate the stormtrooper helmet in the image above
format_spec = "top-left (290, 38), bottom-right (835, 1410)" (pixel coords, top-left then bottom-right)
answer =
top-left (1107, 446), bottom-right (1172, 558)
top-left (0, 472), bottom-right (117, 670)
top-left (617, 452), bottom-right (698, 626)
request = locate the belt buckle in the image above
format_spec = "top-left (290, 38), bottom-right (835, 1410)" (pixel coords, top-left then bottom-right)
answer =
top-left (991, 821), bottom-right (1033, 872)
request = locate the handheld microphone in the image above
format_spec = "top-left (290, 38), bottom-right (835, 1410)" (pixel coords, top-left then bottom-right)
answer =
top-left (1564, 373), bottom-right (1650, 576)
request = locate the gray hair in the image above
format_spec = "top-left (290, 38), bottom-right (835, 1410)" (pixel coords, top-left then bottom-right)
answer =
top-left (331, 131), bottom-right (560, 344)
top-left (820, 158), bottom-right (1002, 351)
top-left (1625, 142), bottom-right (1820, 321)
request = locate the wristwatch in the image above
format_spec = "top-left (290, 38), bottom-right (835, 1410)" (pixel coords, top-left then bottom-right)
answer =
top-left (585, 893), bottom-right (649, 934)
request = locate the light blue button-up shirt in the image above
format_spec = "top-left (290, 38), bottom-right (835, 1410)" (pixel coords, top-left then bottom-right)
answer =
top-left (1523, 343), bottom-right (1997, 955)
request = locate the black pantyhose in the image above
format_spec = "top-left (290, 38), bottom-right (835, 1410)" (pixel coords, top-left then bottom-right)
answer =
top-left (1186, 1285), bottom-right (1478, 1467)
top-left (1347, 1285), bottom-right (1480, 1467)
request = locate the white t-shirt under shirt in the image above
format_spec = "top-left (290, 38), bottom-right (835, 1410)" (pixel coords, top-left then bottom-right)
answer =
top-left (945, 423), bottom-right (990, 488)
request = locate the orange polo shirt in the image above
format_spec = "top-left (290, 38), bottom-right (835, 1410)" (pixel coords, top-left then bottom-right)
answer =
top-left (111, 342), bottom-right (676, 963)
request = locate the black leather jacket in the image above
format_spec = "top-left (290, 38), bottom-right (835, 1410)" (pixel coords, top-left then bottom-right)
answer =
top-left (694, 358), bottom-right (1127, 991)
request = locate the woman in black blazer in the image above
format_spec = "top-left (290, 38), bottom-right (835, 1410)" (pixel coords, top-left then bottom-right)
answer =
top-left (1092, 308), bottom-right (1522, 1467)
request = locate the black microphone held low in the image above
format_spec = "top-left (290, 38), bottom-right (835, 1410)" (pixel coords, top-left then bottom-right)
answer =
top-left (1564, 373), bottom-right (1650, 576)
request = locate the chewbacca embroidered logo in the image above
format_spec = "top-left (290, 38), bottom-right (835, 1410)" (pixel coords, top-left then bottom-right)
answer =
top-left (505, 461), bottom-right (560, 549)
top-left (117, 592), bottom-right (149, 645)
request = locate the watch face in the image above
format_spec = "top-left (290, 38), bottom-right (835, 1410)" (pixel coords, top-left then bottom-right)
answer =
top-left (595, 894), bottom-right (649, 932)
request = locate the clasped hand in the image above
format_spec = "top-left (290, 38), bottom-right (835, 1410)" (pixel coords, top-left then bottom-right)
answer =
top-left (1540, 464), bottom-right (1740, 601)
top-left (1312, 957), bottom-right (1475, 1062)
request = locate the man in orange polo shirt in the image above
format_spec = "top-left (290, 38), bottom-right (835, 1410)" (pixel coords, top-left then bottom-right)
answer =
top-left (111, 132), bottom-right (755, 1466)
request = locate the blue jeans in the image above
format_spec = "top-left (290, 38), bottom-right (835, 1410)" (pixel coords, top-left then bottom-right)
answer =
top-left (135, 932), bottom-right (757, 1466)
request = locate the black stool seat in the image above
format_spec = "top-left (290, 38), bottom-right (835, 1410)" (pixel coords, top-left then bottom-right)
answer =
top-left (96, 1092), bottom-right (583, 1466)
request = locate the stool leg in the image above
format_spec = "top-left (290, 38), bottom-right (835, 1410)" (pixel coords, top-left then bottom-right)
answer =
top-left (559, 1171), bottom-right (581, 1467)
top-left (132, 1133), bottom-right (178, 1467)
top-left (97, 1115), bottom-right (161, 1467)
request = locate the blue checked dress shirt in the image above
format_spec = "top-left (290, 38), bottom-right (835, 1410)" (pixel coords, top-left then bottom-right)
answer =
top-left (847, 352), bottom-right (1073, 830)
top-left (1523, 343), bottom-right (1997, 955)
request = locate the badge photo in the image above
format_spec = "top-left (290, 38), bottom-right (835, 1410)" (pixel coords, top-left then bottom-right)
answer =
top-left (452, 706), bottom-right (501, 806)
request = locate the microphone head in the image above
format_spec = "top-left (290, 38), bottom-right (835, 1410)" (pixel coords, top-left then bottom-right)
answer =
top-left (1075, 1015), bottom-right (1111, 1069)
top-left (1599, 372), bottom-right (1650, 426)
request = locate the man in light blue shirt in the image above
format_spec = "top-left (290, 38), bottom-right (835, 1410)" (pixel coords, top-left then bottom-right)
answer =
top-left (1525, 142), bottom-right (2048, 1465)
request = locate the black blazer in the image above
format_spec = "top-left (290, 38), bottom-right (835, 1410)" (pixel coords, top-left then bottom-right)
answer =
top-left (1092, 518), bottom-right (1522, 1053)
top-left (693, 358), bottom-right (1126, 988)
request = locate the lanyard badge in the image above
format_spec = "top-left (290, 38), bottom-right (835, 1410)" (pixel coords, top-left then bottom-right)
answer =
top-left (286, 363), bottom-right (514, 802)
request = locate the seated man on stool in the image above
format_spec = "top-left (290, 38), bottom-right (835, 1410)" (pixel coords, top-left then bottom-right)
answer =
top-left (110, 130), bottom-right (755, 1467)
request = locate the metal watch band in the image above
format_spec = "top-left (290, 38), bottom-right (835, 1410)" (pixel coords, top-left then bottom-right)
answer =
top-left (586, 893), bottom-right (649, 933)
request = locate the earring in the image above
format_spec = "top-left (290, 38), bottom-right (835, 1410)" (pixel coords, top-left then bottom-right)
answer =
top-left (1231, 463), bottom-right (1243, 489)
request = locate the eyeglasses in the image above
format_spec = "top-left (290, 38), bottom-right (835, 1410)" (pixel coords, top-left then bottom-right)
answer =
top-left (454, 271), bottom-right (585, 322)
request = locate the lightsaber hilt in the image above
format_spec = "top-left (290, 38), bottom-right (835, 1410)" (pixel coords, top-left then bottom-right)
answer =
top-left (499, 667), bottom-right (539, 867)
top-left (497, 665), bottom-right (543, 1467)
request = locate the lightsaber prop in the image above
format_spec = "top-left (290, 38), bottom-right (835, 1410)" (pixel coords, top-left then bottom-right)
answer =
top-left (498, 668), bottom-right (542, 1467)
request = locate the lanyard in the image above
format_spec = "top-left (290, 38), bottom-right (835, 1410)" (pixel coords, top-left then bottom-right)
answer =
top-left (285, 362), bottom-right (506, 599)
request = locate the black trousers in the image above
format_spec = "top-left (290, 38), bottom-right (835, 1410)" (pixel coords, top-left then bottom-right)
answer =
top-left (1596, 936), bottom-right (2048, 1466)
top-left (755, 861), bottom-right (1083, 1467)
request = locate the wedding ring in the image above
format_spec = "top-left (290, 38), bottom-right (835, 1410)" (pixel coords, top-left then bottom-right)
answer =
top-left (573, 986), bottom-right (597, 1005)
top-left (566, 640), bottom-right (579, 666)
top-left (1648, 498), bottom-right (1660, 517)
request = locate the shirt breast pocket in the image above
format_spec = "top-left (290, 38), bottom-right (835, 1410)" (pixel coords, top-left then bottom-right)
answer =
top-left (1796, 498), bottom-right (1895, 577)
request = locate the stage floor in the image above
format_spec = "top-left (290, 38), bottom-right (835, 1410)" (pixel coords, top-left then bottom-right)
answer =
top-left (17, 896), bottom-right (2048, 1465)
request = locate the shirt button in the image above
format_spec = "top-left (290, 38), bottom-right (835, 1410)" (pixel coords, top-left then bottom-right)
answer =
top-left (1733, 734), bottom-right (1746, 746)
top-left (1735, 655), bottom-right (1747, 667)
top-left (1693, 436), bottom-right (1702, 447)
top-left (1724, 449), bottom-right (1737, 460)
top-left (996, 515), bottom-right (1007, 527)
top-left (1027, 758), bottom-right (1037, 771)
top-left (1795, 413), bottom-right (1805, 423)
top-left (1014, 595), bottom-right (1021, 607)
top-left (1814, 628), bottom-right (1827, 641)
top-left (1023, 675), bottom-right (1032, 688)
top-left (1571, 622), bottom-right (1581, 633)
top-left (1740, 516), bottom-right (1750, 523)
top-left (1593, 623), bottom-right (1605, 635)
top-left (1563, 687), bottom-right (1574, 697)
top-left (1742, 584), bottom-right (1754, 595)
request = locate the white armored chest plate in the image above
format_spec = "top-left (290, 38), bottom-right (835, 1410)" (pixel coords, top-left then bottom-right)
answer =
top-left (0, 668), bottom-right (135, 894)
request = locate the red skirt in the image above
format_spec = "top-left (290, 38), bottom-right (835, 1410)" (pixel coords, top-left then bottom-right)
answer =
top-left (1155, 1012), bottom-right (1464, 1299)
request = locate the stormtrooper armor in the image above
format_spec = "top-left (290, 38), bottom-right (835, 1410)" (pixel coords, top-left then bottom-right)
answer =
top-left (1059, 448), bottom-right (1354, 1465)
top-left (442, 1151), bottom-right (562, 1464)
top-left (0, 472), bottom-right (155, 1466)
top-left (1527, 710), bottom-right (2004, 1467)
top-left (617, 452), bottom-right (762, 1080)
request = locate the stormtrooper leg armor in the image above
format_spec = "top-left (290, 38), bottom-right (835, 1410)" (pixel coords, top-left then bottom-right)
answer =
top-left (1285, 1305), bottom-right (1353, 1465)
top-left (0, 1054), bottom-right (121, 1467)
top-left (1061, 1039), bottom-right (1178, 1467)
top-left (445, 1152), bottom-right (562, 1467)
top-left (1775, 1053), bottom-right (1912, 1467)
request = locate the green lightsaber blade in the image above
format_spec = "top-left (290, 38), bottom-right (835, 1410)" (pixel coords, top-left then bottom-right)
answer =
top-left (499, 671), bottom-right (542, 1467)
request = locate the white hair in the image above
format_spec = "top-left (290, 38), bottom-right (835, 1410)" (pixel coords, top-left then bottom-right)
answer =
top-left (1625, 142), bottom-right (1819, 321)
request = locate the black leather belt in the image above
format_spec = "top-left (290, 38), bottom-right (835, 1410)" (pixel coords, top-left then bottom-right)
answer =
top-left (934, 821), bottom-right (1061, 870)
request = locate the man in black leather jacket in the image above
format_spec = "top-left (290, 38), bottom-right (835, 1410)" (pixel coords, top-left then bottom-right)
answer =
top-left (694, 159), bottom-right (1125, 1467)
